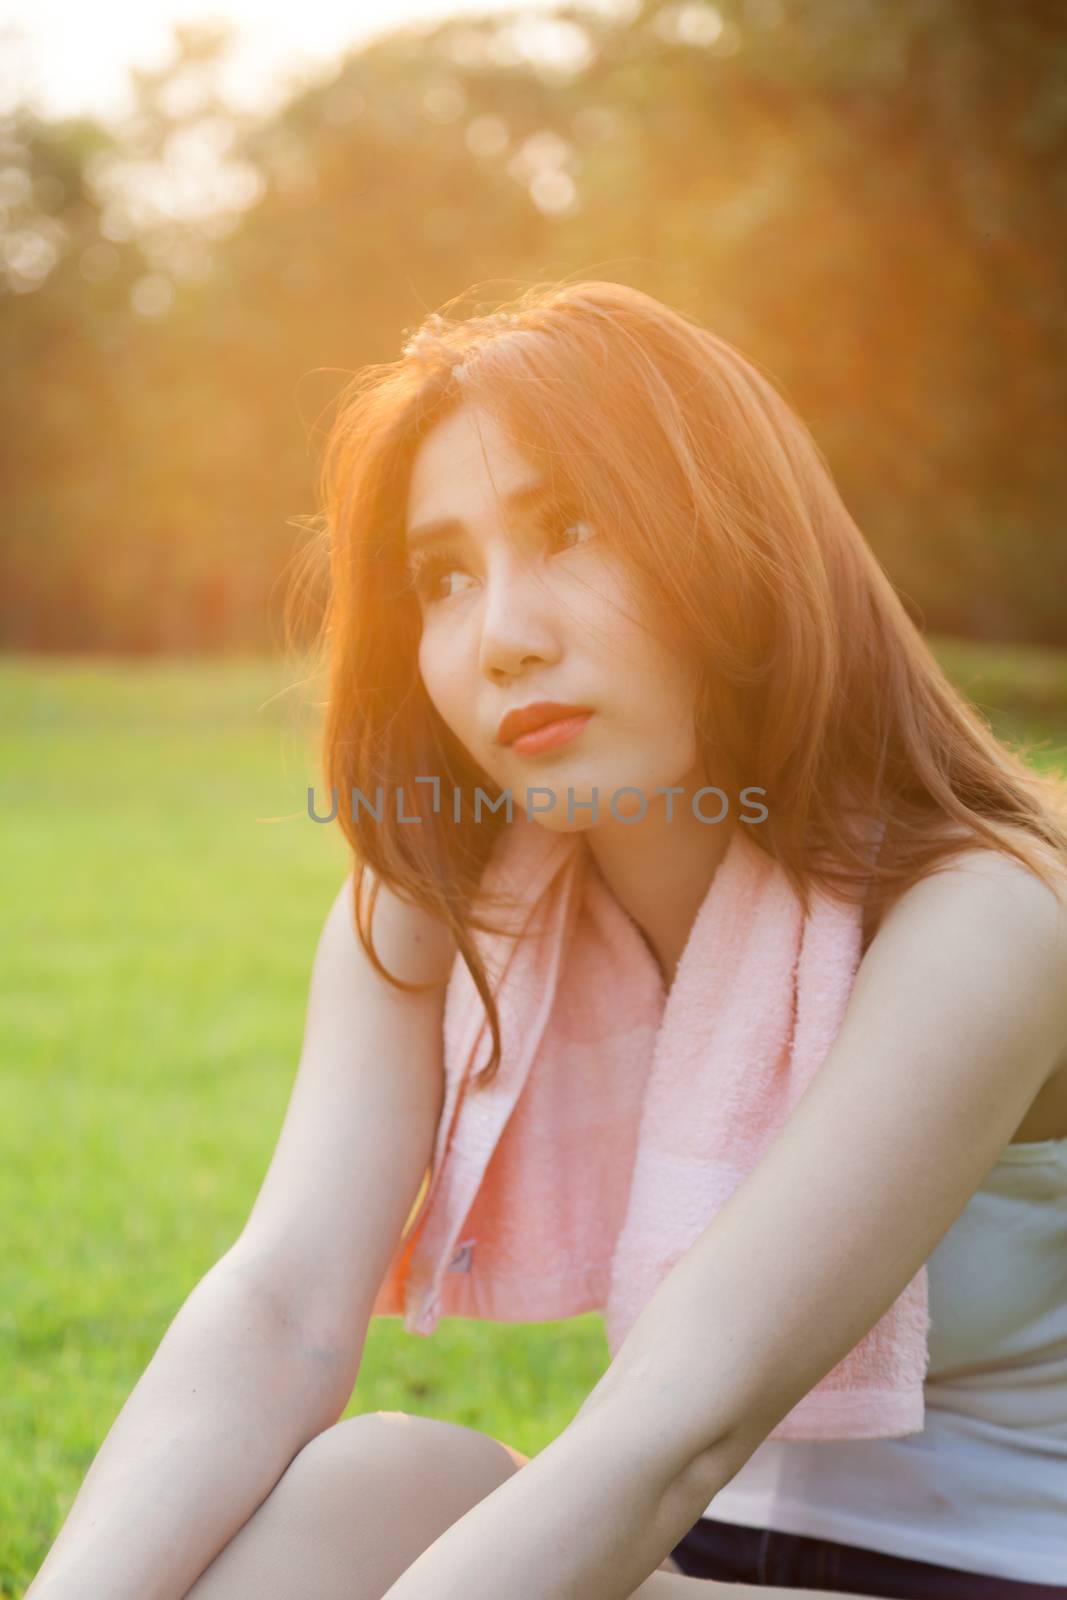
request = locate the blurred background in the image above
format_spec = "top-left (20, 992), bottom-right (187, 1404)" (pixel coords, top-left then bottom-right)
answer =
top-left (3, 1), bottom-right (1066, 1589)
top-left (3, 0), bottom-right (1067, 651)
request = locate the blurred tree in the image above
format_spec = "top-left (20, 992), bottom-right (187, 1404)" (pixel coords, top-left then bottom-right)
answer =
top-left (2, 0), bottom-right (1065, 651)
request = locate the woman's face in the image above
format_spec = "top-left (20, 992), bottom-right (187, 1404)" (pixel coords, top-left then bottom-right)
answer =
top-left (403, 401), bottom-right (707, 832)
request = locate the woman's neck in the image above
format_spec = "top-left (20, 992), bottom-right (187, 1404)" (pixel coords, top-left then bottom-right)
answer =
top-left (582, 807), bottom-right (738, 994)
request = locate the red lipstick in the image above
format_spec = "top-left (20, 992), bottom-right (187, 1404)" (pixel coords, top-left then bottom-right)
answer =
top-left (497, 700), bottom-right (594, 753)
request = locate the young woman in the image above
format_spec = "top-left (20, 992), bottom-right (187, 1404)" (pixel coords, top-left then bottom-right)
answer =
top-left (29, 281), bottom-right (1067, 1600)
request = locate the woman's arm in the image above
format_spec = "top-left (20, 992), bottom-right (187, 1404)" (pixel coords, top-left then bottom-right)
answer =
top-left (379, 847), bottom-right (1067, 1600)
top-left (27, 872), bottom-right (455, 1600)
top-left (25, 1255), bottom-right (357, 1600)
top-left (372, 1407), bottom-right (877, 1600)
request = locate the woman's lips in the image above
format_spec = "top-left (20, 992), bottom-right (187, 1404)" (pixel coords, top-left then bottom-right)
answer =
top-left (508, 712), bottom-right (593, 756)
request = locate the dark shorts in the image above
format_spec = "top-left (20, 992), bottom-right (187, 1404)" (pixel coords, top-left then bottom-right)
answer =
top-left (669, 1515), bottom-right (1067, 1597)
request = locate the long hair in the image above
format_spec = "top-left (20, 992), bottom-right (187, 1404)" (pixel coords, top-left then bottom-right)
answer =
top-left (291, 278), bottom-right (1067, 1089)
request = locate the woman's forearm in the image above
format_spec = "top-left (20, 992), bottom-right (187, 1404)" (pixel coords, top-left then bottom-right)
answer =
top-left (25, 1254), bottom-right (358, 1600)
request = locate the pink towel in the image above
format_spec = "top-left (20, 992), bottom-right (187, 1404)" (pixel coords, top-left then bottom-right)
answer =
top-left (372, 810), bottom-right (931, 1440)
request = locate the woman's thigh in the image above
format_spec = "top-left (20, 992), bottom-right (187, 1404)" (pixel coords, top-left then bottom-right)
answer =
top-left (184, 1410), bottom-right (530, 1600)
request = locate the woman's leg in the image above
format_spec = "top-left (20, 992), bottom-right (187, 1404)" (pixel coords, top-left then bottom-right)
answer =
top-left (183, 1410), bottom-right (529, 1600)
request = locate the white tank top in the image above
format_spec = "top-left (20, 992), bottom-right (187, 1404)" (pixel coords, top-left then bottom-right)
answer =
top-left (702, 1133), bottom-right (1067, 1585)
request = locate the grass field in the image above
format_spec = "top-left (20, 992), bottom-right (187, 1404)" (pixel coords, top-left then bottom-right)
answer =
top-left (3, 645), bottom-right (1066, 1592)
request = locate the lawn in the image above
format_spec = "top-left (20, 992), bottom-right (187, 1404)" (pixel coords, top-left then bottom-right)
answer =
top-left (3, 644), bottom-right (1066, 1592)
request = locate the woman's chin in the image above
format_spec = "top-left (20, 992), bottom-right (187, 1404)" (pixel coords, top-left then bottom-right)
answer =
top-left (511, 779), bottom-right (644, 833)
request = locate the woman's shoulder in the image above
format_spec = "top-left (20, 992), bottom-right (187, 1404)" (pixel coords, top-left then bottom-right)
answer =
top-left (329, 866), bottom-right (459, 991)
top-left (856, 820), bottom-right (1067, 1126)
top-left (932, 822), bottom-right (1067, 913)
top-left (861, 819), bottom-right (1067, 954)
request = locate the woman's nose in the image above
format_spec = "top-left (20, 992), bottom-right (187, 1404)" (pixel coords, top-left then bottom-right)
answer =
top-left (477, 554), bottom-right (562, 681)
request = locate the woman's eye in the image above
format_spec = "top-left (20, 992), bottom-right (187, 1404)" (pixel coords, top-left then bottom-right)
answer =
top-left (403, 551), bottom-right (472, 604)
top-left (549, 509), bottom-right (597, 552)
top-left (403, 509), bottom-right (595, 605)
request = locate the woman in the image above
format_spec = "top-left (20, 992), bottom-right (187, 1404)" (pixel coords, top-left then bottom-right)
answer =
top-left (29, 281), bottom-right (1067, 1600)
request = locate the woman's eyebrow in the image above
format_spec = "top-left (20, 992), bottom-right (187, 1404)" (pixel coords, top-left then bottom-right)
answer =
top-left (405, 477), bottom-right (556, 552)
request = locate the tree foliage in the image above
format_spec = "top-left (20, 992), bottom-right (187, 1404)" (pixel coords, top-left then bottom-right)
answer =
top-left (3, 0), bottom-right (1065, 651)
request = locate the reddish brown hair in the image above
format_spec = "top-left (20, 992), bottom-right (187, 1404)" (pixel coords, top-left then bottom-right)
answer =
top-left (292, 279), bottom-right (1067, 1088)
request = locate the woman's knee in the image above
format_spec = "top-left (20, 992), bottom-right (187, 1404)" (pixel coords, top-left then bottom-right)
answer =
top-left (184, 1412), bottom-right (530, 1600)
top-left (292, 1410), bottom-right (528, 1516)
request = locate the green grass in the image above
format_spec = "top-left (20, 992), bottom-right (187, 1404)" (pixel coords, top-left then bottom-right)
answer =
top-left (0, 655), bottom-right (610, 1593)
top-left (2, 642), bottom-right (1066, 1592)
